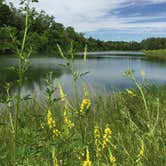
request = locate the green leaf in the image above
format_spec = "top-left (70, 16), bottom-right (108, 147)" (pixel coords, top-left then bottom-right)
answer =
top-left (57, 44), bottom-right (65, 59)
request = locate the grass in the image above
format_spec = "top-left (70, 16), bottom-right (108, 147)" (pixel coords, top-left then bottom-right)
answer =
top-left (144, 49), bottom-right (166, 61)
top-left (0, 84), bottom-right (166, 166)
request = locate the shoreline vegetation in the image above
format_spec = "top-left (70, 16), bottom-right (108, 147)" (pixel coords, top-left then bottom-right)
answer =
top-left (0, 0), bottom-right (166, 165)
top-left (0, 50), bottom-right (145, 59)
top-left (144, 49), bottom-right (166, 61)
top-left (1, 49), bottom-right (166, 62)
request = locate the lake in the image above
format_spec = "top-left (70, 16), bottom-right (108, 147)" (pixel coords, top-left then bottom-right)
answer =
top-left (0, 52), bottom-right (166, 98)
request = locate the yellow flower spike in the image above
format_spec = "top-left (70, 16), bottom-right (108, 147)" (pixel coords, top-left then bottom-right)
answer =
top-left (82, 148), bottom-right (92, 166)
top-left (47, 110), bottom-right (61, 138)
top-left (136, 139), bottom-right (145, 163)
top-left (53, 129), bottom-right (61, 137)
top-left (109, 151), bottom-right (116, 166)
top-left (94, 126), bottom-right (101, 138)
top-left (94, 126), bottom-right (102, 157)
top-left (47, 110), bottom-right (56, 129)
top-left (80, 85), bottom-right (91, 114)
top-left (80, 98), bottom-right (91, 114)
top-left (102, 125), bottom-right (112, 150)
top-left (64, 103), bottom-right (74, 129)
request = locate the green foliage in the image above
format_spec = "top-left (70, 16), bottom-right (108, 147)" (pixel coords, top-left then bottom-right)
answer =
top-left (144, 49), bottom-right (166, 61)
top-left (0, 85), bottom-right (166, 165)
top-left (141, 38), bottom-right (166, 50)
top-left (1, 1), bottom-right (166, 56)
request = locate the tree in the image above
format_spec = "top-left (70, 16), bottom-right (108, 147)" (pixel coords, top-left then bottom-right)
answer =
top-left (0, 2), bottom-right (13, 26)
top-left (0, 1), bottom-right (166, 55)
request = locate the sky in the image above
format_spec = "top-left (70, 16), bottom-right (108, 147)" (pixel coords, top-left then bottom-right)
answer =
top-left (5, 0), bottom-right (166, 41)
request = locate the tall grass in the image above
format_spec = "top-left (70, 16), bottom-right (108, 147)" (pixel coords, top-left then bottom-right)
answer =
top-left (0, 84), bottom-right (166, 165)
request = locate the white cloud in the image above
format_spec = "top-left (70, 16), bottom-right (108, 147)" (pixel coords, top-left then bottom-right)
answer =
top-left (146, 0), bottom-right (166, 3)
top-left (5, 0), bottom-right (166, 35)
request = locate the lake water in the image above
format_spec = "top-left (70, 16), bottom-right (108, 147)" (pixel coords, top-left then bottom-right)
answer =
top-left (0, 52), bottom-right (166, 98)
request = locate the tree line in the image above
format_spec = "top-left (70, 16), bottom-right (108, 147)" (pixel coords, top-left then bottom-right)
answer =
top-left (0, 0), bottom-right (166, 55)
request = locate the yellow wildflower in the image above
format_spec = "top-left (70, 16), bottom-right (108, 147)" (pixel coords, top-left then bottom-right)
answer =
top-left (102, 125), bottom-right (112, 150)
top-left (47, 110), bottom-right (56, 129)
top-left (47, 110), bottom-right (61, 137)
top-left (136, 139), bottom-right (144, 163)
top-left (109, 152), bottom-right (116, 166)
top-left (94, 126), bottom-right (102, 157)
top-left (82, 148), bottom-right (92, 166)
top-left (80, 86), bottom-right (91, 114)
top-left (64, 104), bottom-right (74, 129)
top-left (53, 129), bottom-right (61, 137)
top-left (80, 98), bottom-right (91, 113)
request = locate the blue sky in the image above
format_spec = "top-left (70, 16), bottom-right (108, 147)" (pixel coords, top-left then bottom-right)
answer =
top-left (6, 0), bottom-right (166, 41)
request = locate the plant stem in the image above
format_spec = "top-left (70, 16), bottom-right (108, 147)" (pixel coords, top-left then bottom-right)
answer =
top-left (15, 0), bottom-right (30, 138)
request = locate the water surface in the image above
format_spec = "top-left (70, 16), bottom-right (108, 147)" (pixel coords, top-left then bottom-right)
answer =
top-left (0, 52), bottom-right (166, 97)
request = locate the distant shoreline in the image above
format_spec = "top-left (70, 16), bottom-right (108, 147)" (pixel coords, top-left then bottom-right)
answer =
top-left (144, 49), bottom-right (166, 61)
top-left (1, 50), bottom-right (166, 61)
top-left (78, 51), bottom-right (145, 56)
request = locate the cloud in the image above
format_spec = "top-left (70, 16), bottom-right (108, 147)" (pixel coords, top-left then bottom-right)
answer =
top-left (5, 0), bottom-right (166, 40)
top-left (146, 0), bottom-right (166, 3)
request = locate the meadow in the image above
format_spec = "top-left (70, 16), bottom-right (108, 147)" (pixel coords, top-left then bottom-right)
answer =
top-left (0, 80), bottom-right (166, 165)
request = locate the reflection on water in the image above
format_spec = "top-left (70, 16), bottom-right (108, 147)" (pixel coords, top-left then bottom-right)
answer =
top-left (0, 54), bottom-right (166, 97)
